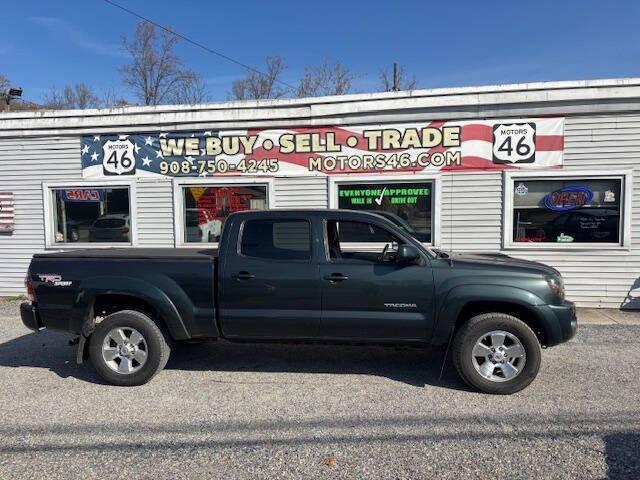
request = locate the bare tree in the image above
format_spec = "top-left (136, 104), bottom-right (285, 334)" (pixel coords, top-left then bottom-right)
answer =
top-left (172, 72), bottom-right (209, 104)
top-left (44, 83), bottom-right (100, 109)
top-left (0, 74), bottom-right (10, 109)
top-left (42, 88), bottom-right (66, 109)
top-left (120, 21), bottom-right (207, 105)
top-left (0, 73), bottom-right (9, 92)
top-left (102, 87), bottom-right (131, 108)
top-left (73, 83), bottom-right (101, 108)
top-left (380, 64), bottom-right (417, 92)
top-left (230, 56), bottom-right (287, 100)
top-left (296, 57), bottom-right (354, 98)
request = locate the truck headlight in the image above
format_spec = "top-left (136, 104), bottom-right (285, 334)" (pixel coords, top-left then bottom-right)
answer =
top-left (546, 275), bottom-right (565, 300)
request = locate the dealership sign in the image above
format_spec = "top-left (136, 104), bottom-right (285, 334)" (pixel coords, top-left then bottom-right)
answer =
top-left (543, 185), bottom-right (594, 212)
top-left (61, 189), bottom-right (105, 202)
top-left (339, 185), bottom-right (430, 207)
top-left (81, 118), bottom-right (564, 179)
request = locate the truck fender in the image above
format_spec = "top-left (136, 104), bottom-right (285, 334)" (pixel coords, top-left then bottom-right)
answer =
top-left (76, 275), bottom-right (191, 342)
top-left (431, 284), bottom-right (546, 346)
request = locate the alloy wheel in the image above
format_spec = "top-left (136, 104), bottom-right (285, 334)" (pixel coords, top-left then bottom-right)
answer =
top-left (101, 327), bottom-right (148, 374)
top-left (471, 330), bottom-right (526, 382)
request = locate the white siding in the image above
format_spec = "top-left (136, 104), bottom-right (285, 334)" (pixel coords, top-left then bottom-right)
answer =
top-left (440, 172), bottom-right (503, 252)
top-left (0, 137), bottom-right (79, 295)
top-left (0, 138), bottom-right (175, 295)
top-left (273, 176), bottom-right (328, 209)
top-left (136, 179), bottom-right (174, 247)
top-left (434, 114), bottom-right (640, 308)
top-left (507, 115), bottom-right (640, 308)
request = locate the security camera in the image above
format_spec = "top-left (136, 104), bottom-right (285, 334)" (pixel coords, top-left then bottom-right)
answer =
top-left (7, 87), bottom-right (22, 97)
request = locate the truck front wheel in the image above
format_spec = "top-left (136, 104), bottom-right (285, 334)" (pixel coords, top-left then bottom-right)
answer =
top-left (452, 313), bottom-right (541, 395)
top-left (89, 310), bottom-right (171, 386)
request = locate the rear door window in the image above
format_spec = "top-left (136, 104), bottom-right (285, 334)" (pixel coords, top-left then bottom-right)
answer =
top-left (240, 219), bottom-right (311, 260)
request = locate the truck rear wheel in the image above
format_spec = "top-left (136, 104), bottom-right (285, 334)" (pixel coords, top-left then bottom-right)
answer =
top-left (89, 310), bottom-right (171, 386)
top-left (452, 313), bottom-right (541, 395)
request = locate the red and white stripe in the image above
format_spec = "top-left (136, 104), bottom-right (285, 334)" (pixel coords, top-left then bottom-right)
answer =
top-left (244, 117), bottom-right (564, 175)
top-left (0, 192), bottom-right (14, 232)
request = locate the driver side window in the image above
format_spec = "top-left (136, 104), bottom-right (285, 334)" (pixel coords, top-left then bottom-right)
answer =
top-left (326, 220), bottom-right (402, 263)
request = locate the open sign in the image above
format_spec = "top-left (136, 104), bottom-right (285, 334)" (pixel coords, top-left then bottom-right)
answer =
top-left (543, 185), bottom-right (594, 212)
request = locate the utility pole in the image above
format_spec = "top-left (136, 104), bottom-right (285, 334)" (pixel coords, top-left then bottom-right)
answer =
top-left (393, 63), bottom-right (399, 92)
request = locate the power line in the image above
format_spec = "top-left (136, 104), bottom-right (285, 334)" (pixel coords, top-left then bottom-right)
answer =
top-left (100, 0), bottom-right (296, 91)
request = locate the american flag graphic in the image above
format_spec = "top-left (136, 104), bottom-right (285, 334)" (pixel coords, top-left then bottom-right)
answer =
top-left (81, 117), bottom-right (564, 179)
top-left (0, 192), bottom-right (15, 233)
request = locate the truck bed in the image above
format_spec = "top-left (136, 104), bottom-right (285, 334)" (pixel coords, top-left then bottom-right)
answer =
top-left (29, 247), bottom-right (219, 339)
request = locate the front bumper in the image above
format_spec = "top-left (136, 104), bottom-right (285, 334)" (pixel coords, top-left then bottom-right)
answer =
top-left (20, 302), bottom-right (43, 331)
top-left (536, 300), bottom-right (577, 347)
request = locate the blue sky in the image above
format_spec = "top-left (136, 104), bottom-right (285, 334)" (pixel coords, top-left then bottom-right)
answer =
top-left (2, 0), bottom-right (640, 104)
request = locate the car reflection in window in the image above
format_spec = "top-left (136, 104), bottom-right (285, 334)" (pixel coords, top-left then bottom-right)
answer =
top-left (547, 208), bottom-right (619, 243)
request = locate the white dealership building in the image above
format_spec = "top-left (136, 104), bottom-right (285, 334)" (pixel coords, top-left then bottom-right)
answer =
top-left (1, 78), bottom-right (639, 308)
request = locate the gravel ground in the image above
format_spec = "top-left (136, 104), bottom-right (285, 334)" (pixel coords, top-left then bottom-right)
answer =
top-left (0, 299), bottom-right (639, 479)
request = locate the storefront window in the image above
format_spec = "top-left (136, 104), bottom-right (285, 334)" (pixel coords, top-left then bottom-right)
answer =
top-left (336, 181), bottom-right (433, 242)
top-left (182, 185), bottom-right (267, 243)
top-left (512, 178), bottom-right (622, 244)
top-left (51, 187), bottom-right (131, 243)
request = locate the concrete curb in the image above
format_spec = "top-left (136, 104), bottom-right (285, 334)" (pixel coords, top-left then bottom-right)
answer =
top-left (577, 308), bottom-right (640, 325)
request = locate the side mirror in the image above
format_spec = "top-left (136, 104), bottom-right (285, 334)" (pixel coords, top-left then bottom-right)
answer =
top-left (397, 244), bottom-right (420, 264)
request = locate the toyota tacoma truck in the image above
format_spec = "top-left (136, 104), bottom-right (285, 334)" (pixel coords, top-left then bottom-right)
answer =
top-left (20, 209), bottom-right (577, 394)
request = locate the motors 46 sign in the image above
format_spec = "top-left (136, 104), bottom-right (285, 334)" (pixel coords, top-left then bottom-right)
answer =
top-left (80, 118), bottom-right (563, 179)
top-left (102, 139), bottom-right (136, 176)
top-left (492, 123), bottom-right (536, 164)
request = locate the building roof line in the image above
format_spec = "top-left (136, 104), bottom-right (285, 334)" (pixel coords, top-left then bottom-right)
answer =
top-left (3, 77), bottom-right (640, 121)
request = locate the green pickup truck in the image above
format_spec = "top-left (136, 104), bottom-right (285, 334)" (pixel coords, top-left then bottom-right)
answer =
top-left (21, 209), bottom-right (577, 394)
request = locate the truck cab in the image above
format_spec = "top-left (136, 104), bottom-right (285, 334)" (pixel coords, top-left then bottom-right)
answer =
top-left (218, 210), bottom-right (435, 342)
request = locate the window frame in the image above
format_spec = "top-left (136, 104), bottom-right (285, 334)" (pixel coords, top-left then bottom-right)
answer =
top-left (173, 177), bottom-right (275, 248)
top-left (502, 169), bottom-right (632, 250)
top-left (237, 218), bottom-right (313, 263)
top-left (42, 180), bottom-right (137, 249)
top-left (328, 174), bottom-right (441, 247)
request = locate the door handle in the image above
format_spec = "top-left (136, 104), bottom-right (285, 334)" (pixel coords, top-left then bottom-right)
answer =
top-left (235, 271), bottom-right (256, 280)
top-left (323, 273), bottom-right (349, 282)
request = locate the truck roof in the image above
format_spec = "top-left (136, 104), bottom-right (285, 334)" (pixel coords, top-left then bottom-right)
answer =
top-left (33, 210), bottom-right (400, 260)
top-left (227, 209), bottom-right (389, 221)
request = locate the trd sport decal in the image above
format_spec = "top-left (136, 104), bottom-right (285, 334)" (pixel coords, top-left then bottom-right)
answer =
top-left (37, 274), bottom-right (73, 287)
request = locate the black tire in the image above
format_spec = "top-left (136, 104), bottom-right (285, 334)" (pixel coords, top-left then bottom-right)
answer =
top-left (452, 313), bottom-right (541, 395)
top-left (89, 310), bottom-right (171, 386)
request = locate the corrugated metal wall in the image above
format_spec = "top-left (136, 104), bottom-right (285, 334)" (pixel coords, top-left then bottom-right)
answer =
top-left (0, 114), bottom-right (638, 309)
